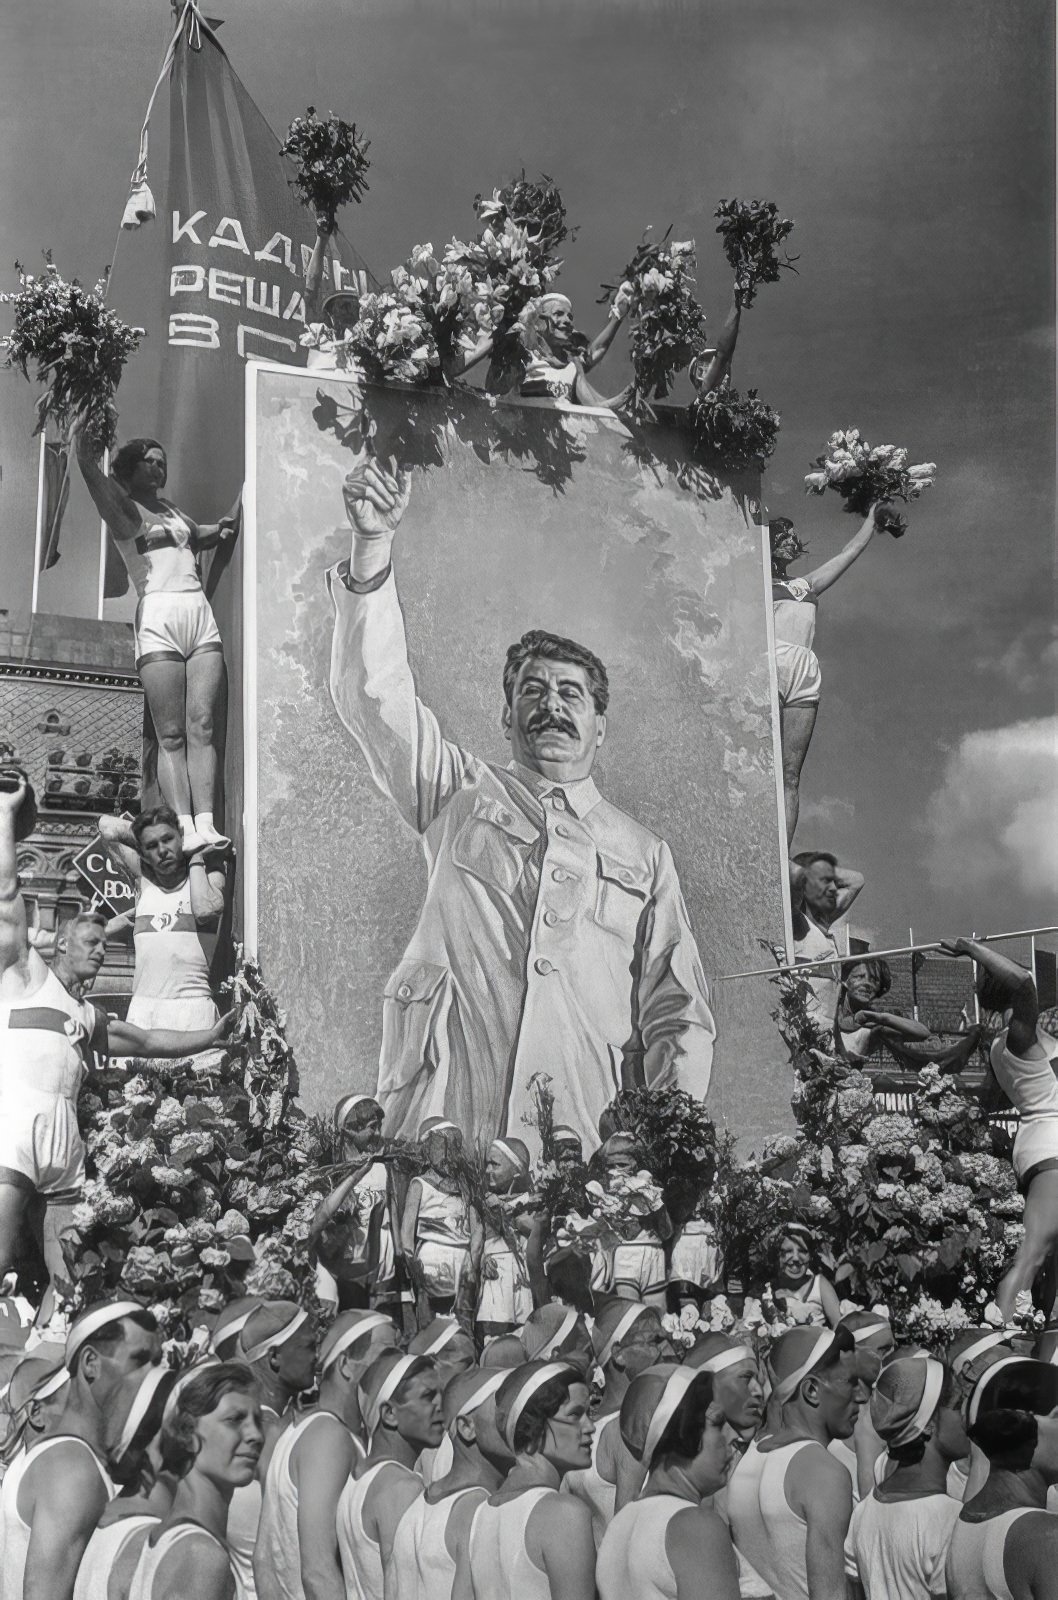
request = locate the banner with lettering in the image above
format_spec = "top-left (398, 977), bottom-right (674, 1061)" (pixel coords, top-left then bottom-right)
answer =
top-left (106, 1), bottom-right (376, 593)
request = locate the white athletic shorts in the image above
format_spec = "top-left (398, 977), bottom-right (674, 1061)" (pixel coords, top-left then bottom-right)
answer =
top-left (1012, 1116), bottom-right (1058, 1189)
top-left (135, 590), bottom-right (223, 664)
top-left (0, 1092), bottom-right (84, 1202)
top-left (670, 1220), bottom-right (722, 1288)
top-left (775, 641), bottom-right (822, 709)
top-left (416, 1241), bottom-right (468, 1298)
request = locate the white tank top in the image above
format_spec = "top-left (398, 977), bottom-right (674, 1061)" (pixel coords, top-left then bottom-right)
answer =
top-left (792, 915), bottom-right (842, 1032)
top-left (846, 1491), bottom-right (962, 1600)
top-left (0, 1435), bottom-right (114, 1600)
top-left (132, 876), bottom-right (214, 1008)
top-left (521, 357), bottom-right (578, 399)
top-left (121, 500), bottom-right (200, 598)
top-left (772, 579), bottom-right (818, 652)
top-left (129, 1523), bottom-right (230, 1600)
top-left (415, 1180), bottom-right (470, 1251)
top-left (726, 1439), bottom-right (816, 1600)
top-left (255, 1412), bottom-right (345, 1600)
top-left (390, 1486), bottom-right (487, 1600)
top-left (945, 1508), bottom-right (1036, 1600)
top-left (0, 963), bottom-right (102, 1100)
top-left (597, 1494), bottom-right (693, 1600)
top-left (226, 1480), bottom-right (260, 1600)
top-left (467, 1488), bottom-right (556, 1600)
top-left (562, 1411), bottom-right (618, 1546)
top-left (781, 1274), bottom-right (827, 1326)
top-left (337, 1460), bottom-right (420, 1600)
top-left (73, 1514), bottom-right (159, 1600)
top-left (991, 1029), bottom-right (1058, 1120)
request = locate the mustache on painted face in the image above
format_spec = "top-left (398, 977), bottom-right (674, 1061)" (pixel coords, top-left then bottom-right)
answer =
top-left (527, 710), bottom-right (578, 738)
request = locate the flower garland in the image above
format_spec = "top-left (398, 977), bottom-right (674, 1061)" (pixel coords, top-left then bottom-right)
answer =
top-left (804, 429), bottom-right (936, 536)
top-left (0, 255), bottom-right (144, 451)
top-left (713, 198), bottom-right (798, 309)
top-left (281, 108), bottom-right (371, 227)
top-left (687, 376), bottom-right (781, 472)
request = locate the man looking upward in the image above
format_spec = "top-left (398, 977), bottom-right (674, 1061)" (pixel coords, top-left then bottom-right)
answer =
top-left (327, 459), bottom-right (715, 1146)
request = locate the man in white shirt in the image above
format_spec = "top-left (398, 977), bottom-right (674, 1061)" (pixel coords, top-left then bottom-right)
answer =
top-left (790, 851), bottom-right (864, 1038)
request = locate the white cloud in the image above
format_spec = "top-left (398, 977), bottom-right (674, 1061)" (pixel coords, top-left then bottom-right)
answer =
top-left (799, 794), bottom-right (856, 827)
top-left (924, 717), bottom-right (1058, 901)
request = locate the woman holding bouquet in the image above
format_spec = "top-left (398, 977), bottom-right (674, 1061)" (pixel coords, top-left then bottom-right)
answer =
top-left (73, 418), bottom-right (238, 853)
top-left (516, 286), bottom-right (634, 408)
top-left (769, 500), bottom-right (892, 843)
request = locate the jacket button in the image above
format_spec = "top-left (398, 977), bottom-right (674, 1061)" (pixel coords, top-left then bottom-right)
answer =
top-left (534, 958), bottom-right (554, 976)
top-left (496, 809), bottom-right (512, 825)
top-left (397, 983), bottom-right (413, 1000)
top-left (554, 824), bottom-right (570, 838)
top-left (552, 868), bottom-right (568, 882)
top-left (543, 910), bottom-right (558, 927)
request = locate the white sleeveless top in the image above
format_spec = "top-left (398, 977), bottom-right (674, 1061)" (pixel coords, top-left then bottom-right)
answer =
top-left (227, 1481), bottom-right (261, 1600)
top-left (597, 1494), bottom-right (694, 1600)
top-left (1, 1435), bottom-right (114, 1600)
top-left (845, 1491), bottom-right (961, 1599)
top-left (562, 1411), bottom-right (618, 1546)
top-left (129, 1523), bottom-right (230, 1600)
top-left (467, 1488), bottom-right (556, 1600)
top-left (0, 962), bottom-right (103, 1100)
top-left (256, 1412), bottom-right (346, 1600)
top-left (991, 1028), bottom-right (1058, 1120)
top-left (337, 1460), bottom-right (420, 1600)
top-left (945, 1508), bottom-right (1036, 1600)
top-left (121, 500), bottom-right (200, 598)
top-left (390, 1486), bottom-right (487, 1600)
top-left (792, 915), bottom-right (842, 1033)
top-left (74, 1514), bottom-right (159, 1600)
top-left (521, 358), bottom-right (578, 400)
top-left (772, 579), bottom-right (818, 652)
top-left (414, 1180), bottom-right (470, 1251)
top-left (781, 1274), bottom-right (827, 1326)
top-left (131, 877), bottom-right (215, 1020)
top-left (726, 1439), bottom-right (816, 1600)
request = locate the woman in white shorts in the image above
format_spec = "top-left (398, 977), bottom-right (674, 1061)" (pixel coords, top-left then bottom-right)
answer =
top-left (769, 501), bottom-right (894, 843)
top-left (74, 419), bottom-right (238, 854)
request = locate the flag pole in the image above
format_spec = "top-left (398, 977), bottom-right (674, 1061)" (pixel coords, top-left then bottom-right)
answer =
top-left (719, 926), bottom-right (1058, 981)
top-left (30, 436), bottom-right (46, 614)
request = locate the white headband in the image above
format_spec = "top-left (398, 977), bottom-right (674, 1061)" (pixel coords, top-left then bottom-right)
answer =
top-left (362, 1353), bottom-right (420, 1435)
top-left (161, 1360), bottom-right (217, 1426)
top-left (453, 1369), bottom-right (507, 1425)
top-left (336, 1093), bottom-right (378, 1126)
top-left (66, 1301), bottom-right (144, 1368)
top-left (771, 1331), bottom-right (836, 1407)
top-left (968, 1355), bottom-right (1028, 1426)
top-left (643, 1367), bottom-right (700, 1465)
top-left (502, 1362), bottom-right (569, 1449)
top-left (240, 1307), bottom-right (308, 1366)
top-left (319, 1312), bottom-right (391, 1375)
top-left (907, 1358), bottom-right (946, 1443)
top-left (537, 1309), bottom-right (578, 1358)
top-left (953, 1331), bottom-right (1009, 1376)
top-left (492, 1140), bottom-right (529, 1172)
top-left (212, 1308), bottom-right (256, 1352)
top-left (419, 1321), bottom-right (465, 1357)
top-left (29, 1366), bottom-right (70, 1403)
top-left (423, 1120), bottom-right (458, 1136)
top-left (597, 1304), bottom-right (651, 1368)
top-left (116, 1365), bottom-right (171, 1459)
top-left (699, 1345), bottom-right (756, 1375)
top-left (851, 1323), bottom-right (892, 1345)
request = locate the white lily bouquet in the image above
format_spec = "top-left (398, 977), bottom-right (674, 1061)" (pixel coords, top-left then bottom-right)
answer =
top-left (0, 255), bottom-right (144, 451)
top-left (601, 228), bottom-right (708, 410)
top-left (805, 429), bottom-right (936, 536)
top-left (345, 255), bottom-right (442, 384)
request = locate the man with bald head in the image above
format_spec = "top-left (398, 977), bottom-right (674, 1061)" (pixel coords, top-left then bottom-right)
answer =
top-left (328, 465), bottom-right (715, 1147)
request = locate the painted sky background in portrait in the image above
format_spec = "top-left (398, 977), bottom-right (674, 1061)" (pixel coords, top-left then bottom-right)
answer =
top-left (0, 0), bottom-right (1054, 951)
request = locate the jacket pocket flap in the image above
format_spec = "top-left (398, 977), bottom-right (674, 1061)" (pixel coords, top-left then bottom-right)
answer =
top-left (383, 961), bottom-right (449, 1005)
top-left (596, 851), bottom-right (651, 896)
top-left (473, 795), bottom-right (538, 845)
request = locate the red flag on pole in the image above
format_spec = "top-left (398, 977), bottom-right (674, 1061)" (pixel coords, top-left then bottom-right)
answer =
top-left (105, 0), bottom-right (375, 592)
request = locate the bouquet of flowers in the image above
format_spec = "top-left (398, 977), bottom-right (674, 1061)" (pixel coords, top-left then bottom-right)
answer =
top-left (804, 429), bottom-right (936, 536)
top-left (604, 1087), bottom-right (719, 1225)
top-left (688, 376), bottom-right (780, 472)
top-left (474, 171), bottom-right (574, 261)
top-left (446, 216), bottom-right (562, 393)
top-left (345, 264), bottom-right (442, 385)
top-left (0, 255), bottom-right (144, 450)
top-left (62, 955), bottom-right (326, 1334)
top-left (281, 108), bottom-right (371, 227)
top-left (601, 229), bottom-right (708, 408)
top-left (714, 198), bottom-right (798, 309)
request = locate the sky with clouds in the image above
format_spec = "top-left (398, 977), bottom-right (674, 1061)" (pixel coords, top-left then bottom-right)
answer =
top-left (1, 0), bottom-right (1054, 950)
